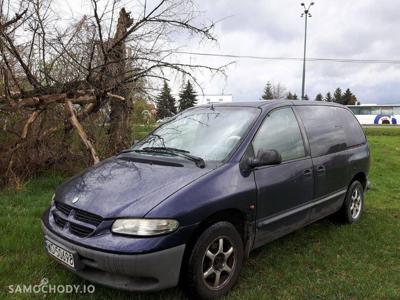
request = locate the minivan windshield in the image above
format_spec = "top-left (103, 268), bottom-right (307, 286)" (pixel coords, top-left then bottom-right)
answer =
top-left (132, 106), bottom-right (259, 162)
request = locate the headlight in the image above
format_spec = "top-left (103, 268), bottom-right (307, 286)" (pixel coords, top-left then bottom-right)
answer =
top-left (50, 193), bottom-right (55, 205)
top-left (111, 219), bottom-right (179, 236)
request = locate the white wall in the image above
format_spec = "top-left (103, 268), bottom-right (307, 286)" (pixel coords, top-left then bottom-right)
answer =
top-left (196, 95), bottom-right (233, 106)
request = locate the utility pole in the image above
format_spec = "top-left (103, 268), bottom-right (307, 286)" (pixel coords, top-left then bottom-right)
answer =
top-left (300, 2), bottom-right (314, 100)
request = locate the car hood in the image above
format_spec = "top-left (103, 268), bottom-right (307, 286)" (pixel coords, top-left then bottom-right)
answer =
top-left (55, 155), bottom-right (212, 218)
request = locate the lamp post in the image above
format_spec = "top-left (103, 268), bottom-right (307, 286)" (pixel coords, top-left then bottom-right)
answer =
top-left (300, 2), bottom-right (314, 100)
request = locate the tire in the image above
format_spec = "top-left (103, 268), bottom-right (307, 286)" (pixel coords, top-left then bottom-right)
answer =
top-left (338, 180), bottom-right (364, 223)
top-left (184, 221), bottom-right (244, 300)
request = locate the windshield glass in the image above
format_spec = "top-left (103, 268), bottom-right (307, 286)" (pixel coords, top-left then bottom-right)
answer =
top-left (133, 106), bottom-right (259, 162)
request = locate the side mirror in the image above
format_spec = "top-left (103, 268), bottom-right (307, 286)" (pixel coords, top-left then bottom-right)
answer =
top-left (248, 149), bottom-right (282, 168)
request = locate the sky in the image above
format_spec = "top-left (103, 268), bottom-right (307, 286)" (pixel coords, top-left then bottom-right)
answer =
top-left (57, 0), bottom-right (400, 104)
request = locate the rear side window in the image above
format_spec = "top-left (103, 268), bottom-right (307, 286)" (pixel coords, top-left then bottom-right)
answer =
top-left (340, 108), bottom-right (366, 147)
top-left (295, 106), bottom-right (347, 157)
top-left (252, 107), bottom-right (305, 161)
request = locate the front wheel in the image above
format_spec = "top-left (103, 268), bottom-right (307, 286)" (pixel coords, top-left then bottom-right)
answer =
top-left (184, 221), bottom-right (244, 299)
top-left (339, 180), bottom-right (364, 223)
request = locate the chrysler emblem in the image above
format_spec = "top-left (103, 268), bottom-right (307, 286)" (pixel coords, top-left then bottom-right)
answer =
top-left (72, 196), bottom-right (79, 204)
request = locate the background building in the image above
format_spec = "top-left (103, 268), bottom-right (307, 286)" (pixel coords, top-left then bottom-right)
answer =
top-left (196, 94), bottom-right (233, 106)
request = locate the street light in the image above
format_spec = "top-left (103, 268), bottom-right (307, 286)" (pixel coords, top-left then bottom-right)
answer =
top-left (300, 2), bottom-right (314, 100)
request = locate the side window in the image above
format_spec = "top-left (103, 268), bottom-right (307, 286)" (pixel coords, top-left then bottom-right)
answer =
top-left (252, 107), bottom-right (305, 161)
top-left (340, 109), bottom-right (366, 147)
top-left (296, 106), bottom-right (347, 157)
top-left (381, 107), bottom-right (393, 115)
top-left (348, 107), bottom-right (360, 115)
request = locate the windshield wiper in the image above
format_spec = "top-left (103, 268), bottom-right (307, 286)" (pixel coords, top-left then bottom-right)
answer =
top-left (143, 147), bottom-right (190, 153)
top-left (137, 147), bottom-right (206, 168)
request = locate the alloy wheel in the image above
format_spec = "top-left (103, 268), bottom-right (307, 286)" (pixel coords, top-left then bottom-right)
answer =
top-left (201, 236), bottom-right (236, 290)
top-left (350, 186), bottom-right (362, 219)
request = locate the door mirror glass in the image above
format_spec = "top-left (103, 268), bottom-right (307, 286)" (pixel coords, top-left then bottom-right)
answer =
top-left (248, 149), bottom-right (282, 168)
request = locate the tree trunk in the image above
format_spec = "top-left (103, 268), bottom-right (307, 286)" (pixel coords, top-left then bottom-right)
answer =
top-left (107, 9), bottom-right (133, 153)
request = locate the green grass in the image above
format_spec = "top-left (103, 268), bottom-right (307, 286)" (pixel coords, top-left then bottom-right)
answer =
top-left (1, 128), bottom-right (399, 299)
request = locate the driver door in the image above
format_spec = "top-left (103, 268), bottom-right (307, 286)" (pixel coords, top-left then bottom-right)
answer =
top-left (251, 107), bottom-right (314, 247)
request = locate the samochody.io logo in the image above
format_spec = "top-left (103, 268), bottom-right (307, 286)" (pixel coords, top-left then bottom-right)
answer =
top-left (7, 278), bottom-right (95, 294)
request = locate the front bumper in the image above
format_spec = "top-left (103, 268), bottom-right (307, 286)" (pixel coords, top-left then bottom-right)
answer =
top-left (42, 222), bottom-right (186, 292)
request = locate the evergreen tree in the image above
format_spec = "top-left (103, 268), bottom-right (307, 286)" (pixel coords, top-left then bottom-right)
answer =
top-left (178, 81), bottom-right (197, 111)
top-left (156, 81), bottom-right (177, 119)
top-left (315, 93), bottom-right (323, 101)
top-left (325, 92), bottom-right (333, 102)
top-left (261, 82), bottom-right (274, 100)
top-left (342, 88), bottom-right (358, 105)
top-left (286, 92), bottom-right (294, 100)
top-left (303, 94), bottom-right (309, 100)
top-left (292, 93), bottom-right (298, 100)
top-left (333, 88), bottom-right (343, 104)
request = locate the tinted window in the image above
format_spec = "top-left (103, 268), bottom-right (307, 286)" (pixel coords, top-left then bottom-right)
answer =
top-left (296, 106), bottom-right (347, 157)
top-left (340, 109), bottom-right (366, 147)
top-left (381, 107), bottom-right (393, 115)
top-left (252, 107), bottom-right (305, 161)
top-left (359, 107), bottom-right (381, 115)
top-left (348, 107), bottom-right (360, 115)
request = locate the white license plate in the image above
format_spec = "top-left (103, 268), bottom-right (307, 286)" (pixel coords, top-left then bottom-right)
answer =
top-left (45, 240), bottom-right (75, 268)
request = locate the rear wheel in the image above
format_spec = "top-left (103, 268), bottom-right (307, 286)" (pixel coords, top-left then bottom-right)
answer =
top-left (184, 221), bottom-right (244, 299)
top-left (339, 180), bottom-right (364, 223)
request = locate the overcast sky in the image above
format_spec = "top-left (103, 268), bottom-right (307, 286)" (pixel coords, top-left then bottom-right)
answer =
top-left (60, 0), bottom-right (400, 104)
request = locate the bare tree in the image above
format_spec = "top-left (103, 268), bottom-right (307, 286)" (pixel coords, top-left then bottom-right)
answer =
top-left (0, 0), bottom-right (225, 185)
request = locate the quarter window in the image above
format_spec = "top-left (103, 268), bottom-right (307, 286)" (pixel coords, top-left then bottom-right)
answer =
top-left (340, 109), bottom-right (366, 147)
top-left (296, 106), bottom-right (347, 157)
top-left (252, 107), bottom-right (305, 161)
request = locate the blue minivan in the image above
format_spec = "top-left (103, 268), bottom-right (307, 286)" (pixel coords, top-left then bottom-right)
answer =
top-left (41, 101), bottom-right (370, 299)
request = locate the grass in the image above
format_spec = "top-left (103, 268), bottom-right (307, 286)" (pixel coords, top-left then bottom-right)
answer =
top-left (1, 128), bottom-right (399, 299)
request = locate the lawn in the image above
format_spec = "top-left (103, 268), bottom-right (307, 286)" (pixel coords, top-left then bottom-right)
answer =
top-left (1, 128), bottom-right (399, 299)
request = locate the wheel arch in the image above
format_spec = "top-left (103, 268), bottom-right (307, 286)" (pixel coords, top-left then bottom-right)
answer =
top-left (350, 172), bottom-right (367, 190)
top-left (179, 208), bottom-right (252, 283)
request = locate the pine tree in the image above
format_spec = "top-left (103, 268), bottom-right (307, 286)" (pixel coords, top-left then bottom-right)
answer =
top-left (315, 93), bottom-right (323, 101)
top-left (292, 93), bottom-right (298, 100)
top-left (156, 81), bottom-right (177, 119)
top-left (261, 82), bottom-right (274, 100)
top-left (342, 88), bottom-right (358, 105)
top-left (178, 81), bottom-right (197, 111)
top-left (333, 88), bottom-right (343, 104)
top-left (325, 92), bottom-right (333, 102)
top-left (286, 92), bottom-right (293, 100)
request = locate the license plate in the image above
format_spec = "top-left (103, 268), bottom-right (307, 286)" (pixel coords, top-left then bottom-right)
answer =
top-left (45, 239), bottom-right (75, 268)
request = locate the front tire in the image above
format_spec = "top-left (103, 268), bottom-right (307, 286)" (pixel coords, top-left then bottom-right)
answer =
top-left (184, 221), bottom-right (244, 299)
top-left (339, 180), bottom-right (364, 223)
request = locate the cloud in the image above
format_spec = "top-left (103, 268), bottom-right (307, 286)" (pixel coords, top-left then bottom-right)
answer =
top-left (58, 0), bottom-right (400, 103)
top-left (169, 0), bottom-right (400, 104)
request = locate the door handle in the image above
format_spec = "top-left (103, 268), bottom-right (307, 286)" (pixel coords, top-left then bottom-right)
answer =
top-left (303, 169), bottom-right (312, 177)
top-left (316, 165), bottom-right (326, 174)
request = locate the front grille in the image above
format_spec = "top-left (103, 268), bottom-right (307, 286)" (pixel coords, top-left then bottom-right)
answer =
top-left (55, 202), bottom-right (72, 216)
top-left (70, 223), bottom-right (94, 237)
top-left (75, 210), bottom-right (102, 226)
top-left (53, 213), bottom-right (67, 227)
top-left (53, 201), bottom-right (103, 237)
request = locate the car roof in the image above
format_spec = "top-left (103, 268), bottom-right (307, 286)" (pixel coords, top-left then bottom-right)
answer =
top-left (196, 100), bottom-right (346, 109)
